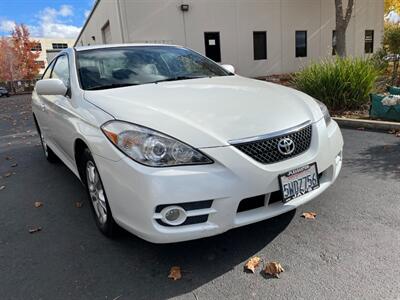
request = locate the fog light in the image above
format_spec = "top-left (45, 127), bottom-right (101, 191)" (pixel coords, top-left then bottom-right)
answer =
top-left (161, 206), bottom-right (187, 226)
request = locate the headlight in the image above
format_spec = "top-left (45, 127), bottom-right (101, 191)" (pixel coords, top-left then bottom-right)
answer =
top-left (101, 121), bottom-right (213, 167)
top-left (314, 99), bottom-right (331, 126)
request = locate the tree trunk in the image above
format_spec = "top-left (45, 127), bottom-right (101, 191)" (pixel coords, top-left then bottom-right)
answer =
top-left (335, 0), bottom-right (354, 57)
top-left (335, 26), bottom-right (347, 57)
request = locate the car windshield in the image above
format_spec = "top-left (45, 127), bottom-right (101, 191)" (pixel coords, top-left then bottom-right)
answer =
top-left (77, 46), bottom-right (232, 90)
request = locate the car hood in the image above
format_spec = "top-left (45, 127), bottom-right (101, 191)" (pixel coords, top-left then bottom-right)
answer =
top-left (84, 76), bottom-right (323, 148)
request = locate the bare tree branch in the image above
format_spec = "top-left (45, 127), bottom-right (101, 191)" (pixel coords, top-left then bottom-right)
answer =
top-left (344, 0), bottom-right (354, 25)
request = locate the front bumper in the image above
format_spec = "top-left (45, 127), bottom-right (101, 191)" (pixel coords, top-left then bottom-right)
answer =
top-left (94, 119), bottom-right (343, 243)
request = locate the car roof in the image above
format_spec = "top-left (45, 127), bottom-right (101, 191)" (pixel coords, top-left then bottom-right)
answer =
top-left (74, 43), bottom-right (182, 52)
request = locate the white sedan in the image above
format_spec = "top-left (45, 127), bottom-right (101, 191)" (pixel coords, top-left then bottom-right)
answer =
top-left (32, 44), bottom-right (343, 243)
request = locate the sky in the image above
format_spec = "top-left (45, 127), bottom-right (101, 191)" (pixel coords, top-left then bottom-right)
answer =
top-left (0, 1), bottom-right (398, 40)
top-left (0, 0), bottom-right (95, 39)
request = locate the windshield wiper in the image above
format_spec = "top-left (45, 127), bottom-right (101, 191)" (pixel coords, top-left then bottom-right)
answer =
top-left (86, 83), bottom-right (140, 90)
top-left (152, 76), bottom-right (207, 84)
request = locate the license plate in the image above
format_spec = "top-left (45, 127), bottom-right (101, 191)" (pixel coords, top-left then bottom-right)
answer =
top-left (279, 163), bottom-right (319, 202)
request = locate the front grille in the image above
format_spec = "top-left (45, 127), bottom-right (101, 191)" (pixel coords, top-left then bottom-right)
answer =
top-left (237, 195), bottom-right (266, 213)
top-left (233, 125), bottom-right (312, 164)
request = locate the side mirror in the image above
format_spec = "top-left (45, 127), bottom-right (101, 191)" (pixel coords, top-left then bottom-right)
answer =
top-left (36, 79), bottom-right (67, 96)
top-left (221, 64), bottom-right (235, 74)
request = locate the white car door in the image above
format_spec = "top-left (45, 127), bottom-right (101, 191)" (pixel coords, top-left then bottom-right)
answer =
top-left (33, 60), bottom-right (56, 146)
top-left (46, 54), bottom-right (76, 165)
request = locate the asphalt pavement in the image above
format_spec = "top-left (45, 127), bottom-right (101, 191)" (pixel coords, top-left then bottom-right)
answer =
top-left (1, 94), bottom-right (399, 300)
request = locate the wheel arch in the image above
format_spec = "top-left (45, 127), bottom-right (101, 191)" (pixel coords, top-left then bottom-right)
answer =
top-left (32, 113), bottom-right (40, 132)
top-left (74, 138), bottom-right (91, 184)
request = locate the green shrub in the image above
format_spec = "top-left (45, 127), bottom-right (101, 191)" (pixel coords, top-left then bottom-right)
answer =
top-left (370, 48), bottom-right (389, 73)
top-left (292, 57), bottom-right (379, 111)
top-left (383, 24), bottom-right (400, 54)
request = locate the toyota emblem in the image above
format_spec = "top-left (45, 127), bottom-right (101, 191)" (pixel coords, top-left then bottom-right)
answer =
top-left (277, 138), bottom-right (295, 155)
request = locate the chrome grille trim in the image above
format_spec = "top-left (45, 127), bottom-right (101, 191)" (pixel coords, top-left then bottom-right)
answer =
top-left (228, 120), bottom-right (311, 145)
top-left (231, 122), bottom-right (313, 164)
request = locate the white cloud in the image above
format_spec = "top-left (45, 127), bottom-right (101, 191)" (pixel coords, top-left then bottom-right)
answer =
top-left (0, 19), bottom-right (15, 33)
top-left (84, 10), bottom-right (91, 18)
top-left (30, 5), bottom-right (81, 39)
top-left (41, 23), bottom-right (81, 39)
top-left (59, 5), bottom-right (74, 17)
top-left (0, 5), bottom-right (82, 39)
top-left (386, 11), bottom-right (400, 24)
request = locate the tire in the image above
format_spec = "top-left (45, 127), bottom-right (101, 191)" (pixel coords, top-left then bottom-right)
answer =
top-left (81, 148), bottom-right (117, 237)
top-left (33, 116), bottom-right (58, 163)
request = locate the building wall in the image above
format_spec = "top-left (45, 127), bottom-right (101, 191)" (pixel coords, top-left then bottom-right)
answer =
top-left (75, 0), bottom-right (384, 77)
top-left (33, 38), bottom-right (75, 74)
top-left (77, 0), bottom-right (123, 46)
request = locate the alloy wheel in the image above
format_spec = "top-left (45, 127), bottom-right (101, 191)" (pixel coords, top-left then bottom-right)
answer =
top-left (86, 161), bottom-right (108, 224)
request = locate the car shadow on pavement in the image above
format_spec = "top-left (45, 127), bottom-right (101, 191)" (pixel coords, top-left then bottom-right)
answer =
top-left (112, 210), bottom-right (295, 300)
top-left (345, 141), bottom-right (400, 180)
top-left (0, 143), bottom-right (295, 300)
top-left (115, 210), bottom-right (295, 299)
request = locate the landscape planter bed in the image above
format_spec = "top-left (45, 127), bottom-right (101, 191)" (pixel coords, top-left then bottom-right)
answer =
top-left (369, 86), bottom-right (400, 122)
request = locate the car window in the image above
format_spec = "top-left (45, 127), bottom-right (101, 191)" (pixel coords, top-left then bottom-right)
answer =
top-left (42, 60), bottom-right (55, 79)
top-left (77, 46), bottom-right (231, 90)
top-left (51, 55), bottom-right (70, 87)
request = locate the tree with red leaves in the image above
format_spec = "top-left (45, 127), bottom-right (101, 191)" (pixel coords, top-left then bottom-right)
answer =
top-left (0, 37), bottom-right (15, 82)
top-left (0, 23), bottom-right (40, 85)
top-left (11, 24), bottom-right (41, 80)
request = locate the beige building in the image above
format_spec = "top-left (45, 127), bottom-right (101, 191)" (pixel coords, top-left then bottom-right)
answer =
top-left (75, 0), bottom-right (384, 77)
top-left (31, 38), bottom-right (75, 74)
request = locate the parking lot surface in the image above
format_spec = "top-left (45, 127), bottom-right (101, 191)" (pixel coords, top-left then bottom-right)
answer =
top-left (1, 95), bottom-right (399, 300)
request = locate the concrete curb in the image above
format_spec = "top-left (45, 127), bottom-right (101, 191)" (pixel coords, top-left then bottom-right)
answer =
top-left (333, 117), bottom-right (400, 132)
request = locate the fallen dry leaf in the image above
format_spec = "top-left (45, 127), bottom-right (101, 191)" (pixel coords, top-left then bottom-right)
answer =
top-left (28, 226), bottom-right (42, 234)
top-left (168, 266), bottom-right (182, 281)
top-left (388, 129), bottom-right (396, 134)
top-left (75, 202), bottom-right (83, 208)
top-left (244, 256), bottom-right (261, 273)
top-left (383, 145), bottom-right (392, 150)
top-left (0, 185), bottom-right (5, 191)
top-left (5, 156), bottom-right (12, 160)
top-left (302, 211), bottom-right (317, 219)
top-left (357, 127), bottom-right (365, 131)
top-left (4, 172), bottom-right (12, 178)
top-left (34, 201), bottom-right (43, 208)
top-left (11, 163), bottom-right (18, 167)
top-left (263, 262), bottom-right (285, 278)
top-left (396, 132), bottom-right (400, 137)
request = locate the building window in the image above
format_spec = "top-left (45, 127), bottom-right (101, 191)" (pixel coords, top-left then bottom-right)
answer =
top-left (365, 30), bottom-right (374, 54)
top-left (52, 43), bottom-right (68, 49)
top-left (31, 43), bottom-right (42, 51)
top-left (102, 21), bottom-right (112, 44)
top-left (35, 60), bottom-right (45, 68)
top-left (295, 31), bottom-right (307, 57)
top-left (332, 30), bottom-right (337, 55)
top-left (253, 31), bottom-right (267, 60)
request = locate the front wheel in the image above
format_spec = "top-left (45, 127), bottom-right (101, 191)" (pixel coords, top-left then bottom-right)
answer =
top-left (34, 116), bottom-right (58, 163)
top-left (82, 149), bottom-right (117, 237)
